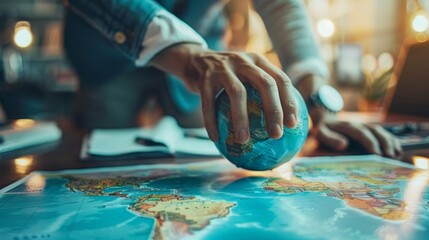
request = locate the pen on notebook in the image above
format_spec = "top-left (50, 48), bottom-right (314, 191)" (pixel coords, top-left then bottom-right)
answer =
top-left (134, 137), bottom-right (167, 147)
top-left (184, 132), bottom-right (209, 140)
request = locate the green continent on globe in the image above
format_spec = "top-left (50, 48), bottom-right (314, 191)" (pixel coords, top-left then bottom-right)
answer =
top-left (225, 93), bottom-right (269, 157)
top-left (215, 83), bottom-right (309, 171)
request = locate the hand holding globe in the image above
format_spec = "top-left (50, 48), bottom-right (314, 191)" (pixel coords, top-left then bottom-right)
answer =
top-left (214, 84), bottom-right (309, 171)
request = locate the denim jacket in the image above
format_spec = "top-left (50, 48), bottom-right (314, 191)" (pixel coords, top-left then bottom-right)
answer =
top-left (64, 0), bottom-right (326, 113)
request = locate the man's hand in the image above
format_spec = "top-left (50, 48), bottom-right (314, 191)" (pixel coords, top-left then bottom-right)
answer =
top-left (314, 111), bottom-right (402, 158)
top-left (151, 44), bottom-right (298, 143)
top-left (297, 75), bottom-right (403, 158)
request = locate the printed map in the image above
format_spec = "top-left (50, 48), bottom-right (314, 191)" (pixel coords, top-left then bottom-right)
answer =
top-left (0, 155), bottom-right (428, 240)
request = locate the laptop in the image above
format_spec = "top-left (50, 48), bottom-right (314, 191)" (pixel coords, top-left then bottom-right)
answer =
top-left (384, 39), bottom-right (429, 118)
top-left (382, 39), bottom-right (429, 149)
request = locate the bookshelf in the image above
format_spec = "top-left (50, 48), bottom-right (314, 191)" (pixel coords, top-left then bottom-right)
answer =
top-left (0, 0), bottom-right (77, 119)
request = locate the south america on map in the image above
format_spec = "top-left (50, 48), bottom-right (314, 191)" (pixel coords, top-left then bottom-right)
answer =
top-left (0, 155), bottom-right (428, 240)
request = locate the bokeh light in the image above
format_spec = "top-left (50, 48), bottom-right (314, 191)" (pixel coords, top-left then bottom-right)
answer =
top-left (13, 21), bottom-right (33, 48)
top-left (14, 156), bottom-right (34, 175)
top-left (415, 32), bottom-right (428, 42)
top-left (13, 119), bottom-right (36, 129)
top-left (412, 13), bottom-right (429, 33)
top-left (413, 156), bottom-right (429, 170)
top-left (362, 54), bottom-right (378, 73)
top-left (25, 174), bottom-right (46, 192)
top-left (377, 52), bottom-right (394, 70)
top-left (317, 19), bottom-right (335, 38)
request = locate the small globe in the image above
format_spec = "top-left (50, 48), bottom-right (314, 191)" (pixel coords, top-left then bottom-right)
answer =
top-left (214, 84), bottom-right (309, 171)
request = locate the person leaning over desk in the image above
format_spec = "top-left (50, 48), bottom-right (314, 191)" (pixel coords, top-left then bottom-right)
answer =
top-left (63, 0), bottom-right (402, 158)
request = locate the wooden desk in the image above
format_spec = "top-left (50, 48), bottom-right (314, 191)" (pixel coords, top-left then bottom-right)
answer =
top-left (1, 113), bottom-right (428, 188)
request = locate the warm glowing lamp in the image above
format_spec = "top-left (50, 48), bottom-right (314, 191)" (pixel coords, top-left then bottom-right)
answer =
top-left (317, 19), bottom-right (335, 38)
top-left (13, 21), bottom-right (33, 48)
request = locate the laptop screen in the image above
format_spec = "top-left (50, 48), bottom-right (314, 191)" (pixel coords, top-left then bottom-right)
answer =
top-left (385, 40), bottom-right (429, 118)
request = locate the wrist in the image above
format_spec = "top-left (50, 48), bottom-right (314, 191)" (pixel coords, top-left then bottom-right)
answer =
top-left (295, 75), bottom-right (343, 126)
top-left (295, 74), bottom-right (325, 103)
top-left (309, 106), bottom-right (335, 126)
top-left (150, 43), bottom-right (207, 87)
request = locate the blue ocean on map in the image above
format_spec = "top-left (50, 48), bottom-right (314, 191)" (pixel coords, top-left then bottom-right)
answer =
top-left (0, 156), bottom-right (428, 240)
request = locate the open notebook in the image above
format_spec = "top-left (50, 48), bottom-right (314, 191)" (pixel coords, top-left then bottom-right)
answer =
top-left (81, 117), bottom-right (221, 160)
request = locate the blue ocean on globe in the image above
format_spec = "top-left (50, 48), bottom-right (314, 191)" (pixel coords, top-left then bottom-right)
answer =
top-left (214, 84), bottom-right (309, 171)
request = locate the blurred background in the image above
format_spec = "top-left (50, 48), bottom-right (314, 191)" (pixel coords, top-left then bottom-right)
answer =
top-left (0, 0), bottom-right (428, 121)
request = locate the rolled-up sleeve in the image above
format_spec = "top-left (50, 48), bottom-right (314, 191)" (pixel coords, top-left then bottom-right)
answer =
top-left (66, 0), bottom-right (207, 67)
top-left (66, 0), bottom-right (162, 60)
top-left (252, 0), bottom-right (329, 85)
top-left (136, 10), bottom-right (207, 66)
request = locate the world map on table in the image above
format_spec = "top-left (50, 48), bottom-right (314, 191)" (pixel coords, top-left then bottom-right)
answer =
top-left (0, 155), bottom-right (428, 240)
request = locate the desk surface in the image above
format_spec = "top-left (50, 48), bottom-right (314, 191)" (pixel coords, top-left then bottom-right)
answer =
top-left (0, 113), bottom-right (428, 188)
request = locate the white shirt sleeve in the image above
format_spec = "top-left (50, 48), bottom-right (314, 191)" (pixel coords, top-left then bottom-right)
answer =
top-left (285, 58), bottom-right (330, 85)
top-left (135, 10), bottom-right (208, 66)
